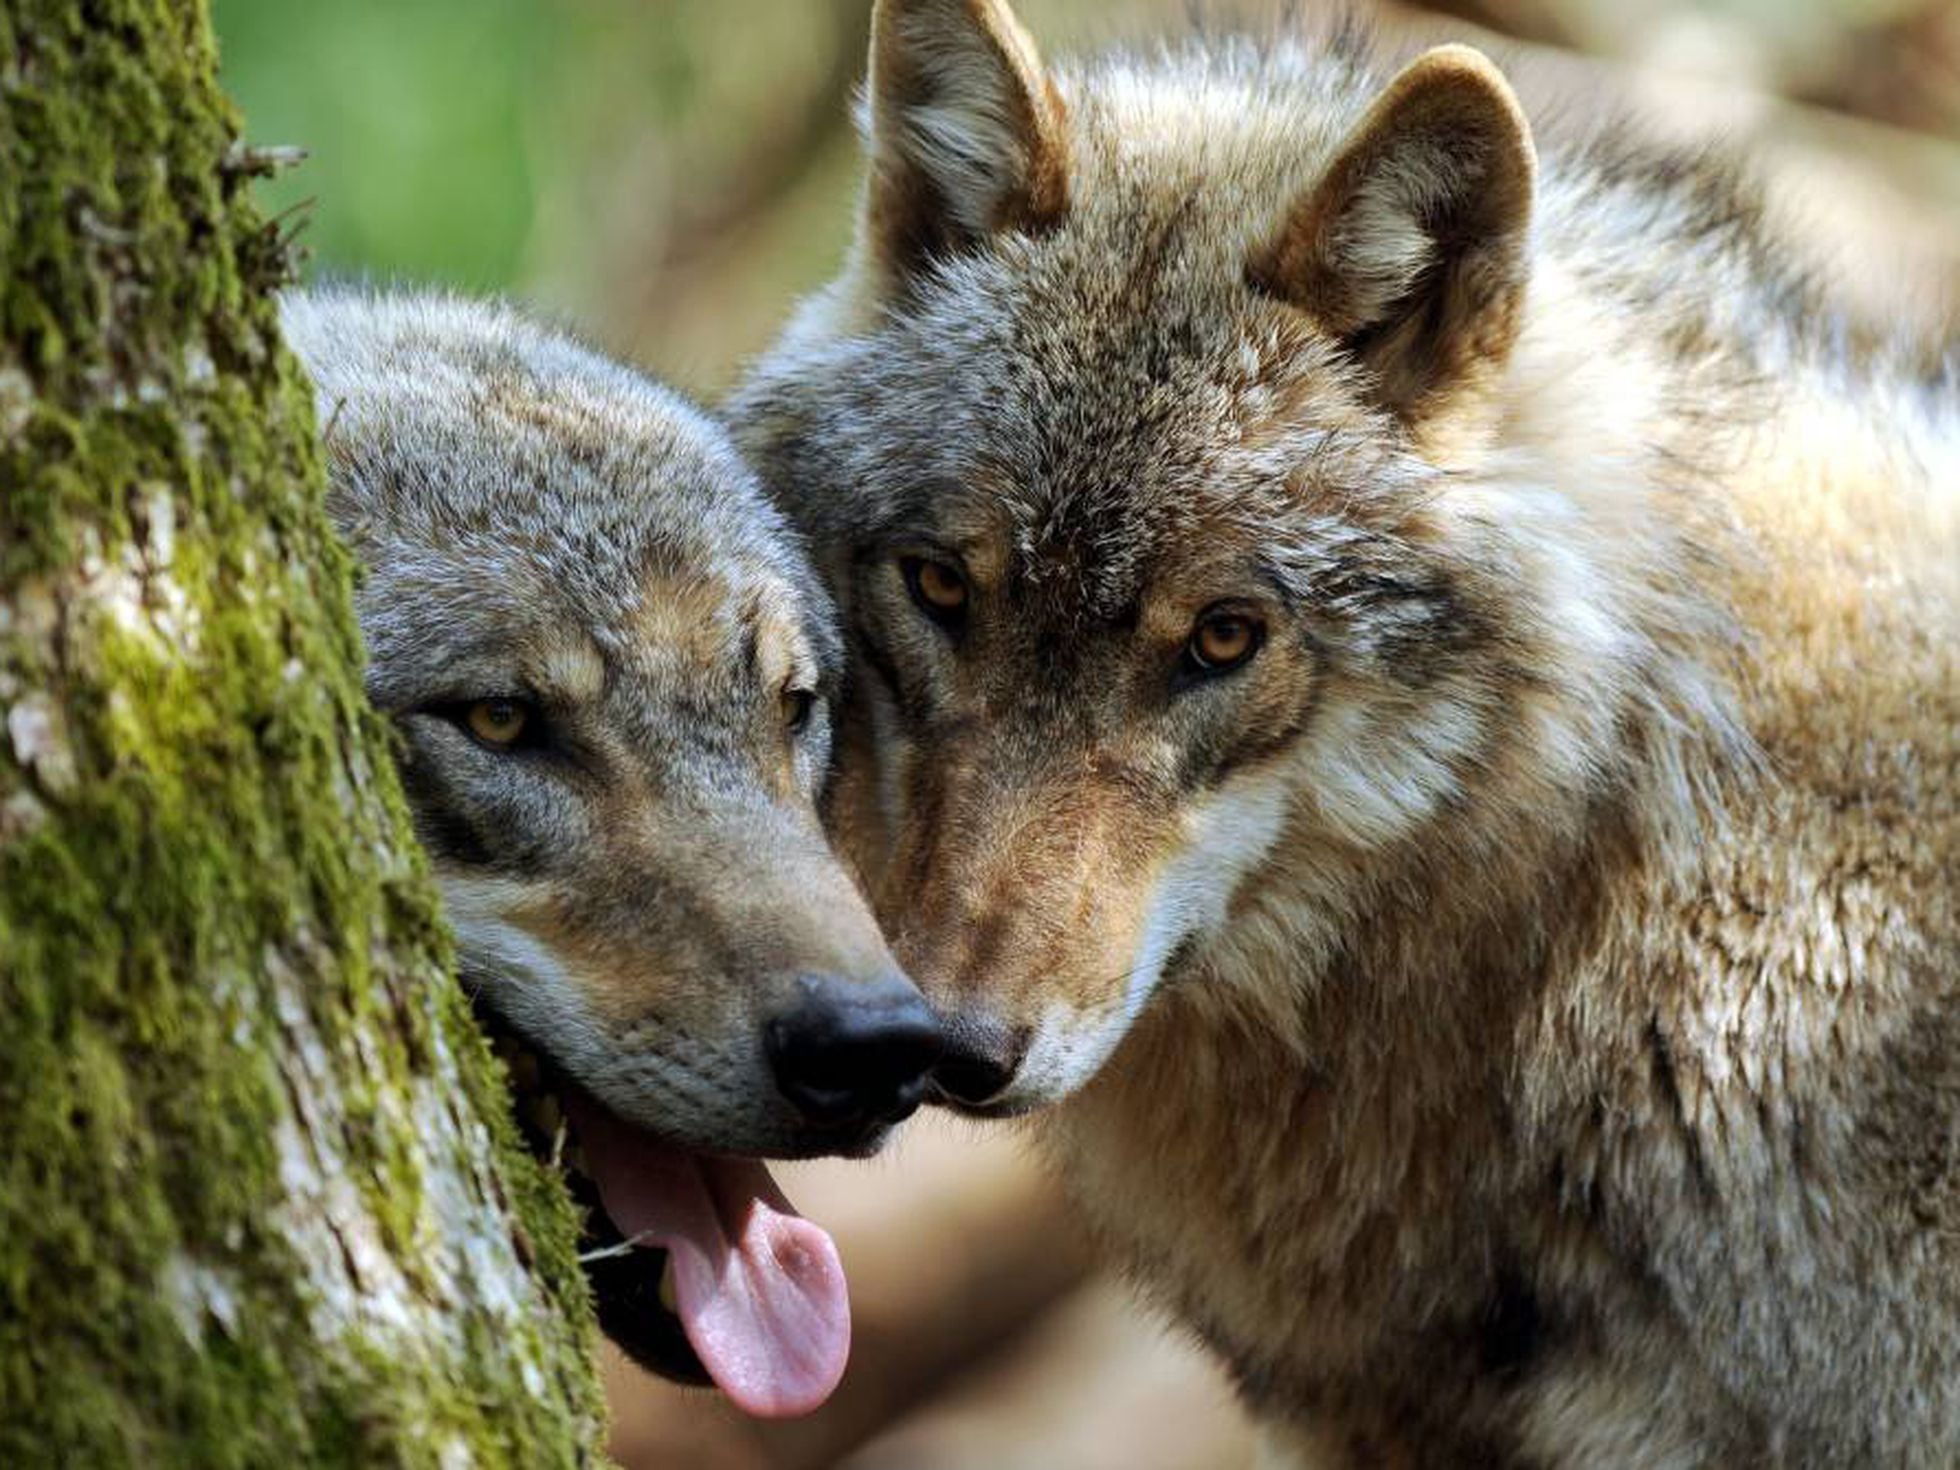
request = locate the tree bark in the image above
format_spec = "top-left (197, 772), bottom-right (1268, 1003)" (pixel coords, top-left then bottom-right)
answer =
top-left (0, 3), bottom-right (605, 1464)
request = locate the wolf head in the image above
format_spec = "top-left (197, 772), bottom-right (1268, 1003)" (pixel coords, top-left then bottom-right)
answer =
top-left (731, 3), bottom-right (1729, 1113)
top-left (285, 290), bottom-right (940, 1158)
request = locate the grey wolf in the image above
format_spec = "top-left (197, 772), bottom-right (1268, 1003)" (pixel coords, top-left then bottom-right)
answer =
top-left (728, 2), bottom-right (1960, 1461)
top-left (284, 288), bottom-right (941, 1419)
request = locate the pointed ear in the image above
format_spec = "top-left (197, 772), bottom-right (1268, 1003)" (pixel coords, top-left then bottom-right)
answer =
top-left (1248, 45), bottom-right (1535, 430)
top-left (861, 0), bottom-right (1070, 289)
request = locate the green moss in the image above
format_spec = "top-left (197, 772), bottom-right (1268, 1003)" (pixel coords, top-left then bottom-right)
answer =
top-left (0, 2), bottom-right (605, 1463)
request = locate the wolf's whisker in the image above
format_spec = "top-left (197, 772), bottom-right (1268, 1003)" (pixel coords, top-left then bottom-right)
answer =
top-left (576, 1230), bottom-right (660, 1265)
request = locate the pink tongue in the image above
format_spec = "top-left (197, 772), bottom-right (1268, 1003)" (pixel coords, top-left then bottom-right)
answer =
top-left (568, 1095), bottom-right (850, 1418)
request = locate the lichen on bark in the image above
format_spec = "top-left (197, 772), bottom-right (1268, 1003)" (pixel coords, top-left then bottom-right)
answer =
top-left (0, 3), bottom-right (605, 1464)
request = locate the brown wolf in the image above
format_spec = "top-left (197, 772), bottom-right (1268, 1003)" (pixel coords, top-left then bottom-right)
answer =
top-left (284, 288), bottom-right (941, 1418)
top-left (728, 3), bottom-right (1960, 1462)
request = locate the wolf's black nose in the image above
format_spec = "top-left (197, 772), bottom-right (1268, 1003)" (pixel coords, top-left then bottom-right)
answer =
top-left (767, 974), bottom-right (943, 1129)
top-left (928, 1016), bottom-right (1025, 1110)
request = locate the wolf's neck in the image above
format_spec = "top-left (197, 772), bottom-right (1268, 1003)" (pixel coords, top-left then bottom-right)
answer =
top-left (1031, 877), bottom-right (1564, 1405)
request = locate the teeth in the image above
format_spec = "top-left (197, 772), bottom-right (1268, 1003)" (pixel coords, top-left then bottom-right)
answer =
top-left (658, 1255), bottom-right (678, 1314)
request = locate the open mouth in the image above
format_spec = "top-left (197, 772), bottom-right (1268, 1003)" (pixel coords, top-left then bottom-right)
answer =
top-left (488, 1021), bottom-right (851, 1419)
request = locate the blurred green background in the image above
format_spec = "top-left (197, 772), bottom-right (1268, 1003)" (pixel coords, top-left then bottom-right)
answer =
top-left (213, 0), bottom-right (875, 392)
top-left (215, 0), bottom-right (1958, 397)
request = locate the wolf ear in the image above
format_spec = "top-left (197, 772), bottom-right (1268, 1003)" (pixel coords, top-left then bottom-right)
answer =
top-left (1249, 46), bottom-right (1535, 431)
top-left (861, 0), bottom-right (1070, 289)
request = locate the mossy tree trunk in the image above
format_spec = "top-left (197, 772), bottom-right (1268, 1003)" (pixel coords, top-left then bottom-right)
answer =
top-left (0, 3), bottom-right (605, 1463)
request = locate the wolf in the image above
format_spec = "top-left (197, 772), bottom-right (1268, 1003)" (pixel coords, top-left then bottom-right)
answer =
top-left (728, 2), bottom-right (1960, 1462)
top-left (282, 288), bottom-right (942, 1420)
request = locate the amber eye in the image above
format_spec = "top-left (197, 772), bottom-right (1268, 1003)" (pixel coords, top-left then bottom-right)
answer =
top-left (783, 687), bottom-right (816, 735)
top-left (1186, 611), bottom-right (1264, 676)
top-left (463, 698), bottom-right (532, 750)
top-left (902, 556), bottom-right (969, 627)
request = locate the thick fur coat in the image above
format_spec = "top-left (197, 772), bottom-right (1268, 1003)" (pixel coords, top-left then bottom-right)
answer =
top-left (730, 5), bottom-right (1960, 1464)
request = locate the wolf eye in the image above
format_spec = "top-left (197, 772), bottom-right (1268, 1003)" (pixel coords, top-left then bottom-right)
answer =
top-left (901, 556), bottom-right (969, 628)
top-left (783, 687), bottom-right (817, 736)
top-left (461, 698), bottom-right (535, 751)
top-left (1184, 610), bottom-right (1264, 678)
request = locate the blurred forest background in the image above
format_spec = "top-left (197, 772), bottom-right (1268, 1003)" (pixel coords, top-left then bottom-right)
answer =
top-left (211, 2), bottom-right (1958, 1467)
top-left (215, 0), bottom-right (1960, 399)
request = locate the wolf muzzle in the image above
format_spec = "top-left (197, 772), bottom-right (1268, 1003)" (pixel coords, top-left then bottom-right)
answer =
top-left (765, 971), bottom-right (943, 1131)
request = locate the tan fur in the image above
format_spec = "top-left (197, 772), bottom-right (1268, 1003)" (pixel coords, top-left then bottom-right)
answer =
top-left (625, 566), bottom-right (739, 663)
top-left (729, 6), bottom-right (1960, 1463)
top-left (536, 636), bottom-right (607, 708)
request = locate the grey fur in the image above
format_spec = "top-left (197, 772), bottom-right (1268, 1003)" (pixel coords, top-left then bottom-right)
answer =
top-left (285, 287), bottom-right (902, 1159)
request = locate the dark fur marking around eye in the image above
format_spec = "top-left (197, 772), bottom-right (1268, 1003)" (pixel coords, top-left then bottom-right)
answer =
top-left (850, 614), bottom-right (944, 730)
top-left (848, 616), bottom-right (903, 698)
top-left (1328, 563), bottom-right (1492, 685)
top-left (1204, 711), bottom-right (1314, 789)
top-left (396, 753), bottom-right (503, 871)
